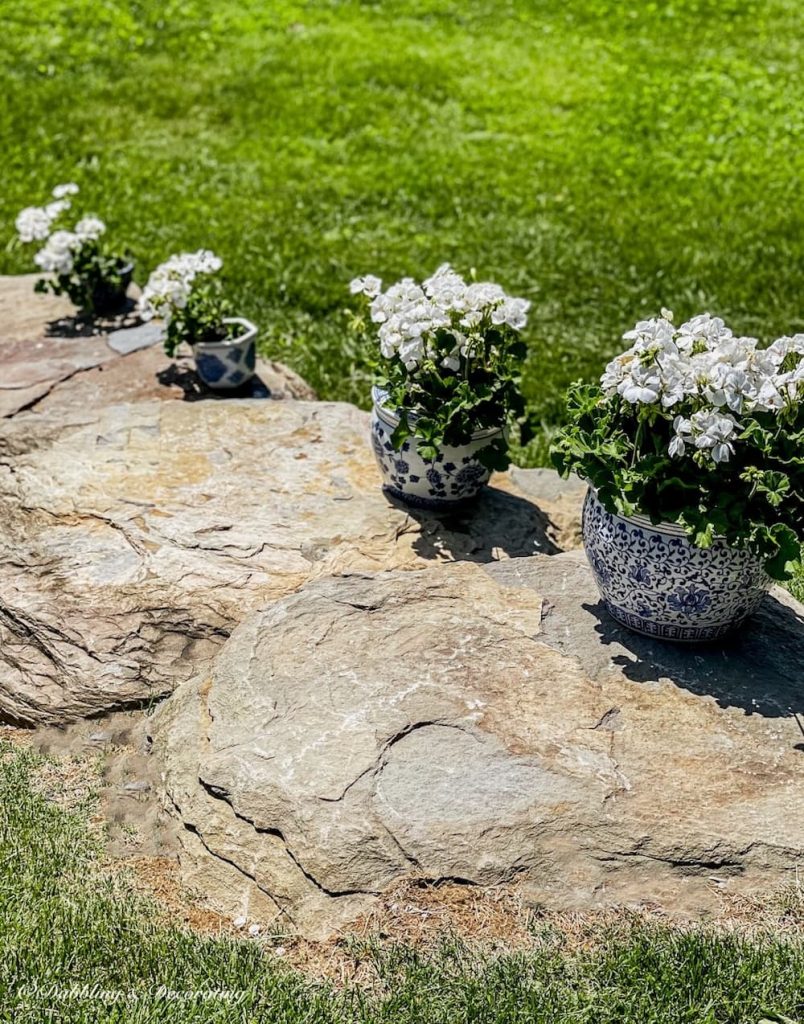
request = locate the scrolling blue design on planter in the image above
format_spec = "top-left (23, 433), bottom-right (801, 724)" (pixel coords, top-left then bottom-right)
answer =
top-left (370, 389), bottom-right (502, 509)
top-left (582, 488), bottom-right (770, 642)
top-left (667, 584), bottom-right (712, 615)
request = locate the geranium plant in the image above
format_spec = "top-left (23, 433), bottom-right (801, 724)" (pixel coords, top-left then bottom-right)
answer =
top-left (350, 264), bottom-right (530, 470)
top-left (15, 183), bottom-right (132, 314)
top-left (139, 250), bottom-right (235, 357)
top-left (551, 310), bottom-right (804, 579)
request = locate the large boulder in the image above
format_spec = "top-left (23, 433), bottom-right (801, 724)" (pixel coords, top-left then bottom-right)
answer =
top-left (151, 553), bottom-right (804, 937)
top-left (0, 396), bottom-right (580, 724)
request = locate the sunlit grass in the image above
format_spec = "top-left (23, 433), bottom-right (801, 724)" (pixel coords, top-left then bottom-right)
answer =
top-left (2, 0), bottom-right (803, 463)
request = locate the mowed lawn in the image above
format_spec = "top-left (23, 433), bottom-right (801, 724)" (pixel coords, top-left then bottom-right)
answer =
top-left (2, 0), bottom-right (803, 462)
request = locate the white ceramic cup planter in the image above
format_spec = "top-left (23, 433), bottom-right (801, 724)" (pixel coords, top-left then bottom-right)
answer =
top-left (193, 317), bottom-right (257, 390)
top-left (370, 387), bottom-right (503, 509)
top-left (582, 487), bottom-right (771, 642)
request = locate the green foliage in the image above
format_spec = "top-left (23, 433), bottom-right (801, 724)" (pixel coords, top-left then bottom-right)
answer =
top-left (34, 241), bottom-right (131, 314)
top-left (161, 279), bottom-right (235, 358)
top-left (375, 325), bottom-right (526, 469)
top-left (551, 381), bottom-right (804, 579)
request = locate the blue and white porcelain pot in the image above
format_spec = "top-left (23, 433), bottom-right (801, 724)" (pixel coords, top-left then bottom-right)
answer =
top-left (370, 387), bottom-right (503, 509)
top-left (582, 488), bottom-right (771, 642)
top-left (193, 317), bottom-right (257, 390)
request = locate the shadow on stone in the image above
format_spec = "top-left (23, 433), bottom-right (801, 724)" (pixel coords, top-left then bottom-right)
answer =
top-left (45, 299), bottom-right (141, 338)
top-left (157, 363), bottom-right (273, 401)
top-left (587, 593), bottom-right (804, 721)
top-left (387, 484), bottom-right (563, 563)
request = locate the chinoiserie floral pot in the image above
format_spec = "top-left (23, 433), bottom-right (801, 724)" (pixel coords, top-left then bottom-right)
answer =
top-left (370, 387), bottom-right (503, 509)
top-left (90, 259), bottom-right (134, 315)
top-left (582, 488), bottom-right (771, 643)
top-left (193, 317), bottom-right (257, 390)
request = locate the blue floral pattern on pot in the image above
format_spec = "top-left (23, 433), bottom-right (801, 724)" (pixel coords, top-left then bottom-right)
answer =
top-left (582, 488), bottom-right (771, 642)
top-left (194, 317), bottom-right (257, 390)
top-left (370, 388), bottom-right (503, 509)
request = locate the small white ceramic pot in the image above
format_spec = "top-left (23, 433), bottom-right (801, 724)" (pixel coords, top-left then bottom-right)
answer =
top-left (582, 487), bottom-right (771, 642)
top-left (370, 387), bottom-right (504, 509)
top-left (193, 317), bottom-right (257, 390)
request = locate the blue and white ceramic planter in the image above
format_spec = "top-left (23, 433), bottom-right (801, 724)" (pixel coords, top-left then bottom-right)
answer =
top-left (193, 317), bottom-right (257, 390)
top-left (582, 488), bottom-right (771, 643)
top-left (371, 387), bottom-right (503, 509)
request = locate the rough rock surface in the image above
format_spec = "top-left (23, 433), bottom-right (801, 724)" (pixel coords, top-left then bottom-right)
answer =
top-left (151, 554), bottom-right (804, 936)
top-left (0, 396), bottom-right (580, 724)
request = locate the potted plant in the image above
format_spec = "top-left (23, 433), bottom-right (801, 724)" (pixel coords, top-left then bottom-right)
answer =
top-left (15, 183), bottom-right (133, 316)
top-left (139, 250), bottom-right (256, 390)
top-left (551, 310), bottom-right (804, 642)
top-left (349, 265), bottom-right (530, 508)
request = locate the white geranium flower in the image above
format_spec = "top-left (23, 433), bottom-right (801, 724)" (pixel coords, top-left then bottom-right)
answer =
top-left (423, 264), bottom-right (467, 304)
top-left (491, 296), bottom-right (530, 331)
top-left (669, 410), bottom-right (738, 463)
top-left (465, 281), bottom-right (506, 310)
top-left (691, 410), bottom-right (739, 462)
top-left (74, 216), bottom-right (106, 241)
top-left (656, 351), bottom-right (696, 407)
top-left (349, 275), bottom-right (382, 298)
top-left (622, 316), bottom-right (675, 352)
top-left (769, 334), bottom-right (804, 363)
top-left (45, 200), bottom-right (71, 220)
top-left (668, 436), bottom-right (686, 458)
top-left (34, 230), bottom-right (80, 274)
top-left (139, 249), bottom-right (222, 323)
top-left (52, 182), bottom-right (79, 198)
top-left (676, 312), bottom-right (732, 353)
top-left (399, 335), bottom-right (426, 369)
top-left (15, 206), bottom-right (54, 243)
top-left (353, 266), bottom-right (528, 374)
top-left (619, 364), bottom-right (661, 404)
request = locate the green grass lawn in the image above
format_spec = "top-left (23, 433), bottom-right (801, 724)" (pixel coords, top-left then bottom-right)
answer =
top-left (1, 739), bottom-right (802, 1024)
top-left (2, 0), bottom-right (803, 463)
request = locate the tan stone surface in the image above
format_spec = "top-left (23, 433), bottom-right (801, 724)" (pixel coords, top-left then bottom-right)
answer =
top-left (34, 345), bottom-right (316, 415)
top-left (0, 273), bottom-right (75, 346)
top-left (151, 555), bottom-right (804, 937)
top-left (0, 397), bottom-right (579, 724)
top-left (0, 274), bottom-right (141, 417)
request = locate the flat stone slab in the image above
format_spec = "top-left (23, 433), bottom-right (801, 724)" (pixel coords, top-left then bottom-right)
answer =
top-left (0, 274), bottom-right (143, 417)
top-left (0, 398), bottom-right (580, 724)
top-left (0, 275), bottom-right (314, 417)
top-left (106, 322), bottom-right (164, 355)
top-left (0, 273), bottom-right (75, 346)
top-left (150, 553), bottom-right (804, 937)
top-left (33, 345), bottom-right (316, 415)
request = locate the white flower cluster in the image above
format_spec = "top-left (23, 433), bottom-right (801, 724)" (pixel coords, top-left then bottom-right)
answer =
top-left (16, 184), bottom-right (107, 275)
top-left (602, 310), bottom-right (804, 463)
top-left (350, 264), bottom-right (529, 372)
top-left (138, 250), bottom-right (223, 324)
